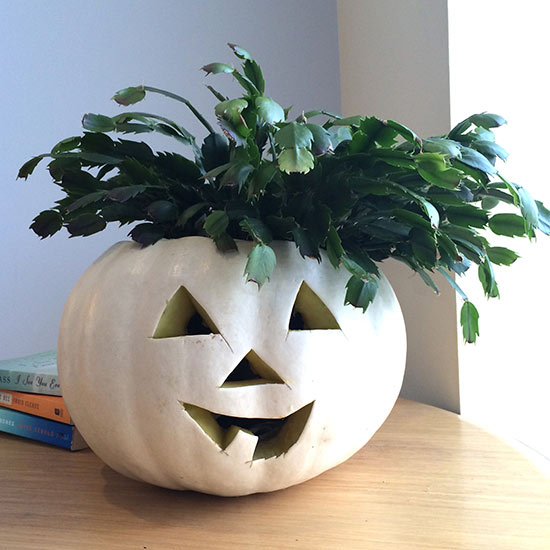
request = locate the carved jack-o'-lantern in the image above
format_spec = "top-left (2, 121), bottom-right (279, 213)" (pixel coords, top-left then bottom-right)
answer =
top-left (58, 237), bottom-right (406, 496)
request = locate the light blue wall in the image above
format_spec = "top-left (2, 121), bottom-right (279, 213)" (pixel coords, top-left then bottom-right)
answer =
top-left (0, 0), bottom-right (340, 358)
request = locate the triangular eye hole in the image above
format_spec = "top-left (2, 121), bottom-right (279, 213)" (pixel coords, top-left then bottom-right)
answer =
top-left (221, 350), bottom-right (285, 387)
top-left (153, 286), bottom-right (219, 338)
top-left (289, 281), bottom-right (341, 331)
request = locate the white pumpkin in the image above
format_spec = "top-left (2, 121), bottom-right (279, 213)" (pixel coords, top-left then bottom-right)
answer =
top-left (58, 236), bottom-right (406, 496)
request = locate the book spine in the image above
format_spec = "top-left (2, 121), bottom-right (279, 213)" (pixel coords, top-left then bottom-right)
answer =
top-left (0, 371), bottom-right (61, 396)
top-left (0, 390), bottom-right (72, 424)
top-left (0, 408), bottom-right (86, 451)
top-left (0, 349), bottom-right (61, 396)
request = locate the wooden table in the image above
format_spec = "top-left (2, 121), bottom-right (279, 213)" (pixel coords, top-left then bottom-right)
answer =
top-left (1, 399), bottom-right (549, 549)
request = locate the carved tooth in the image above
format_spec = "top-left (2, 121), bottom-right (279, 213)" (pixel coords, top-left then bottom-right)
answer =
top-left (223, 426), bottom-right (259, 461)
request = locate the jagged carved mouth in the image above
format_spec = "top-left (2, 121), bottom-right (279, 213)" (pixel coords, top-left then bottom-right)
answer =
top-left (180, 401), bottom-right (315, 461)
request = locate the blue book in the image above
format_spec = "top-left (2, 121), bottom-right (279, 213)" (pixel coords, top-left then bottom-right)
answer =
top-left (0, 350), bottom-right (61, 396)
top-left (0, 407), bottom-right (87, 450)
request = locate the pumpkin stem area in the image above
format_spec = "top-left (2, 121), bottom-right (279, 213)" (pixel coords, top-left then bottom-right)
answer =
top-left (180, 401), bottom-right (314, 461)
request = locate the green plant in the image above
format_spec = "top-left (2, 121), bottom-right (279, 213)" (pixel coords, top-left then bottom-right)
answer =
top-left (19, 43), bottom-right (550, 343)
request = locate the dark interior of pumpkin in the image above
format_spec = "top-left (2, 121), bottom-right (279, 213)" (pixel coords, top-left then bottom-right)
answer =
top-left (182, 401), bottom-right (314, 460)
top-left (223, 355), bottom-right (261, 382)
top-left (214, 413), bottom-right (285, 441)
top-left (186, 311), bottom-right (212, 335)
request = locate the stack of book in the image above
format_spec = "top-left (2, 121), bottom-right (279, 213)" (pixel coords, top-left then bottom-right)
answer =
top-left (0, 350), bottom-right (87, 450)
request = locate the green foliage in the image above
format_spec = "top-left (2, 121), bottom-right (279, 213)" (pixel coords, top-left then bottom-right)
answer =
top-left (19, 43), bottom-right (550, 343)
top-left (461, 301), bottom-right (480, 344)
top-left (244, 243), bottom-right (276, 287)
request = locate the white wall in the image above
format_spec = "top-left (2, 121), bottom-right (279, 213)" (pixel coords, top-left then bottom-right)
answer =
top-left (338, 0), bottom-right (460, 412)
top-left (448, 1), bottom-right (550, 459)
top-left (0, 0), bottom-right (340, 359)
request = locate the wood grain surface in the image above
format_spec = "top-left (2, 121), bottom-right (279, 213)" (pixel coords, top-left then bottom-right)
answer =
top-left (1, 399), bottom-right (549, 549)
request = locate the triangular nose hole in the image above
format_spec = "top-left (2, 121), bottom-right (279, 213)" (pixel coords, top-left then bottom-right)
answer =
top-left (221, 350), bottom-right (285, 387)
top-left (153, 286), bottom-right (219, 338)
top-left (289, 281), bottom-right (341, 330)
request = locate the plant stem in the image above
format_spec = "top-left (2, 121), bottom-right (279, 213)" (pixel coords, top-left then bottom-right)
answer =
top-left (302, 110), bottom-right (343, 120)
top-left (206, 85), bottom-right (228, 102)
top-left (268, 131), bottom-right (277, 162)
top-left (144, 86), bottom-right (215, 134)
